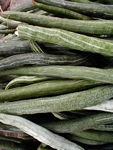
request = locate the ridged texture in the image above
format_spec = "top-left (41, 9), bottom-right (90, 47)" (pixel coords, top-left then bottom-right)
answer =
top-left (33, 2), bottom-right (90, 20)
top-left (35, 0), bottom-right (113, 18)
top-left (0, 66), bottom-right (113, 84)
top-left (73, 130), bottom-right (113, 143)
top-left (0, 37), bottom-right (31, 56)
top-left (41, 113), bottom-right (113, 133)
top-left (3, 11), bottom-right (113, 35)
top-left (0, 53), bottom-right (88, 70)
top-left (16, 24), bottom-right (113, 56)
top-left (0, 114), bottom-right (84, 150)
top-left (0, 85), bottom-right (112, 114)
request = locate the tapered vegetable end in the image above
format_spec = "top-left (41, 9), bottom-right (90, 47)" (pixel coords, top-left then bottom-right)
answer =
top-left (15, 29), bottom-right (18, 36)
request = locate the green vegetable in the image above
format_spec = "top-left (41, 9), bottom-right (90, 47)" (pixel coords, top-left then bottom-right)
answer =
top-left (33, 2), bottom-right (90, 20)
top-left (67, 134), bottom-right (106, 145)
top-left (0, 37), bottom-right (31, 56)
top-left (35, 0), bottom-right (113, 18)
top-left (42, 112), bottom-right (113, 133)
top-left (3, 11), bottom-right (113, 35)
top-left (74, 130), bottom-right (113, 142)
top-left (0, 53), bottom-right (88, 71)
top-left (1, 66), bottom-right (113, 84)
top-left (0, 29), bottom-right (15, 34)
top-left (0, 85), bottom-right (112, 114)
top-left (0, 79), bottom-right (101, 102)
top-left (0, 113), bottom-right (84, 150)
top-left (16, 24), bottom-right (113, 56)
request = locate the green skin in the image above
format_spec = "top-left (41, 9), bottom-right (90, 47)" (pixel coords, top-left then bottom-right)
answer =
top-left (2, 11), bottom-right (113, 35)
top-left (33, 2), bottom-right (90, 20)
top-left (35, 0), bottom-right (113, 18)
top-left (0, 66), bottom-right (113, 83)
top-left (67, 135), bottom-right (106, 145)
top-left (0, 85), bottom-right (112, 115)
top-left (0, 29), bottom-right (15, 34)
top-left (0, 53), bottom-right (87, 70)
top-left (0, 80), bottom-right (100, 102)
top-left (0, 16), bottom-right (21, 29)
top-left (42, 113), bottom-right (113, 133)
top-left (73, 130), bottom-right (113, 143)
top-left (16, 24), bottom-right (113, 56)
top-left (0, 114), bottom-right (84, 150)
top-left (0, 37), bottom-right (31, 56)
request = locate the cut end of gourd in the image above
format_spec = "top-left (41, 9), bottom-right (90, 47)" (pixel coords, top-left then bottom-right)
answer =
top-left (15, 30), bottom-right (18, 36)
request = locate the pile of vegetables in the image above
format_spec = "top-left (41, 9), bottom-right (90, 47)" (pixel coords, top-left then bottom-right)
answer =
top-left (0, 0), bottom-right (113, 149)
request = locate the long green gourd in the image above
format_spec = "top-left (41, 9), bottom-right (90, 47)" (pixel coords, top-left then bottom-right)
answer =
top-left (35, 0), bottom-right (113, 18)
top-left (3, 11), bottom-right (113, 35)
top-left (16, 24), bottom-right (113, 56)
top-left (32, 2), bottom-right (90, 20)
top-left (0, 85), bottom-right (112, 115)
top-left (41, 112), bottom-right (113, 133)
top-left (0, 37), bottom-right (31, 56)
top-left (0, 29), bottom-right (15, 34)
top-left (0, 114), bottom-right (84, 150)
top-left (73, 130), bottom-right (113, 142)
top-left (0, 53), bottom-right (87, 70)
top-left (0, 66), bottom-right (113, 84)
top-left (0, 80), bottom-right (101, 102)
top-left (67, 134), bottom-right (106, 145)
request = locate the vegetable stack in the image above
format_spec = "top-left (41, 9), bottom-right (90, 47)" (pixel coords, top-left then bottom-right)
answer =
top-left (0, 0), bottom-right (113, 149)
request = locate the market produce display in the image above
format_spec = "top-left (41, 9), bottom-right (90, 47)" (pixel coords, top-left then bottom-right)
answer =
top-left (0, 0), bottom-right (113, 149)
